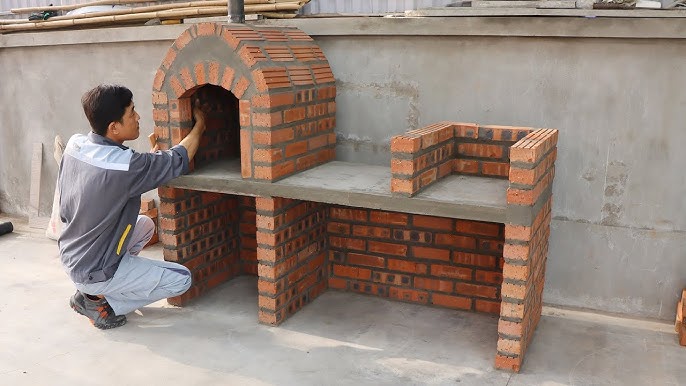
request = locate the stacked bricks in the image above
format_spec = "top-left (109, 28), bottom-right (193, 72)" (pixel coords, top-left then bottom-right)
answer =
top-left (140, 198), bottom-right (159, 247)
top-left (390, 122), bottom-right (454, 197)
top-left (152, 22), bottom-right (336, 181)
top-left (255, 197), bottom-right (328, 325)
top-left (159, 187), bottom-right (243, 305)
top-left (391, 122), bottom-right (533, 196)
top-left (194, 85), bottom-right (240, 169)
top-left (496, 128), bottom-right (559, 372)
top-left (239, 196), bottom-right (258, 276)
top-left (328, 206), bottom-right (505, 314)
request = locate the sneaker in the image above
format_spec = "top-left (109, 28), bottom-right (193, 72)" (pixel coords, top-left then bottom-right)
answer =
top-left (69, 290), bottom-right (127, 330)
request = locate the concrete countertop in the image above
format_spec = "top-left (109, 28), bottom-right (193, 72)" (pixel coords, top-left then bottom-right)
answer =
top-left (166, 160), bottom-right (509, 223)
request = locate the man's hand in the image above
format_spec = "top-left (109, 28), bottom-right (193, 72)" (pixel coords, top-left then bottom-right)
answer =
top-left (148, 133), bottom-right (159, 153)
top-left (193, 98), bottom-right (207, 133)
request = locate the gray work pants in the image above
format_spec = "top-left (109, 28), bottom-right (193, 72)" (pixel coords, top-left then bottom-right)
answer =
top-left (75, 215), bottom-right (192, 316)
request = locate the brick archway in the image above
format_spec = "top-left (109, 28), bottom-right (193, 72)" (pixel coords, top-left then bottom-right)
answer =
top-left (151, 22), bottom-right (336, 181)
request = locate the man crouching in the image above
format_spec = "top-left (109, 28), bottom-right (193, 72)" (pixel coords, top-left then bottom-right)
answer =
top-left (58, 84), bottom-right (205, 329)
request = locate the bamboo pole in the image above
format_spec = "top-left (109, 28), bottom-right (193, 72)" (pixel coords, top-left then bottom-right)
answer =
top-left (10, 0), bottom-right (275, 14)
top-left (0, 3), bottom-right (304, 32)
top-left (3, 0), bottom-right (271, 24)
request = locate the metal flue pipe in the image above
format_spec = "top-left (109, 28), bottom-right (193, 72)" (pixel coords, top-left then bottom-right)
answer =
top-left (228, 0), bottom-right (245, 23)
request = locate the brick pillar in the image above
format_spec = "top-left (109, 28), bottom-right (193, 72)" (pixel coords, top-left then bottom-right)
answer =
top-left (239, 196), bottom-right (258, 275)
top-left (255, 197), bottom-right (328, 325)
top-left (159, 187), bottom-right (242, 305)
top-left (496, 129), bottom-right (559, 372)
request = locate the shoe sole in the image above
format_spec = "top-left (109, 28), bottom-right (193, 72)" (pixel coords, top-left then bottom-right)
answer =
top-left (70, 297), bottom-right (127, 330)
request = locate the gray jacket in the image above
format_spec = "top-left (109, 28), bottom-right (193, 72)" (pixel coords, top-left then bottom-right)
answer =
top-left (58, 132), bottom-right (189, 284)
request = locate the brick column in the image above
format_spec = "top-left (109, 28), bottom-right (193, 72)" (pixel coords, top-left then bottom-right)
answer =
top-left (496, 129), bottom-right (559, 372)
top-left (239, 196), bottom-right (258, 275)
top-left (159, 187), bottom-right (242, 305)
top-left (255, 197), bottom-right (328, 325)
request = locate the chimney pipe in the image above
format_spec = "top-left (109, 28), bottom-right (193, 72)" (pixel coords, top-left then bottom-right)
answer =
top-left (228, 0), bottom-right (245, 23)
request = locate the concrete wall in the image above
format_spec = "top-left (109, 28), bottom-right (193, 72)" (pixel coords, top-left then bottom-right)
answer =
top-left (1, 17), bottom-right (685, 320)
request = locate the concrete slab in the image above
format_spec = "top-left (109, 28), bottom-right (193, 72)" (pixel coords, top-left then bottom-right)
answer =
top-left (1, 217), bottom-right (684, 385)
top-left (168, 160), bottom-right (508, 222)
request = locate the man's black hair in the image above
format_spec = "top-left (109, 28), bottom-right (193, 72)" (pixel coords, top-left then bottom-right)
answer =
top-left (81, 85), bottom-right (133, 136)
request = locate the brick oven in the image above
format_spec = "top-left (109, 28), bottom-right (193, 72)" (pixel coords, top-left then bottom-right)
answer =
top-left (151, 22), bottom-right (558, 373)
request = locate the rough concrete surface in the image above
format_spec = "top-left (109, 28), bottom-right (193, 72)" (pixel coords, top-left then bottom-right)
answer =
top-left (168, 160), bottom-right (508, 223)
top-left (0, 217), bottom-right (684, 385)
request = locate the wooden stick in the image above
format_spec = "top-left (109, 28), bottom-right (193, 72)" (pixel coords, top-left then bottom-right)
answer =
top-left (11, 0), bottom-right (274, 14)
top-left (1, 4), bottom-right (304, 32)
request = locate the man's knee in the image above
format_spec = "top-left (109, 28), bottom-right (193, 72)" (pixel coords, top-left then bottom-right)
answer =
top-left (136, 215), bottom-right (154, 238)
top-left (167, 266), bottom-right (192, 296)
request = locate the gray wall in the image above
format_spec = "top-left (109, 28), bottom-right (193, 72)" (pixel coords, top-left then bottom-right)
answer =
top-left (1, 17), bottom-right (684, 320)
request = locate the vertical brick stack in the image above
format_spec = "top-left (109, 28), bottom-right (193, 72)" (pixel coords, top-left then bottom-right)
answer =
top-left (140, 198), bottom-right (159, 247)
top-left (454, 124), bottom-right (532, 179)
top-left (390, 122), bottom-right (533, 196)
top-left (255, 197), bottom-right (328, 325)
top-left (496, 128), bottom-right (559, 372)
top-left (152, 22), bottom-right (336, 181)
top-left (390, 122), bottom-right (454, 197)
top-left (239, 196), bottom-right (258, 276)
top-left (159, 187), bottom-right (242, 305)
top-left (328, 206), bottom-right (505, 314)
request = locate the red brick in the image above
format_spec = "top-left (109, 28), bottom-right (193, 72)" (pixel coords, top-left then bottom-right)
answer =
top-left (348, 253), bottom-right (385, 268)
top-left (196, 22), bottom-right (216, 37)
top-left (251, 92), bottom-right (295, 108)
top-left (456, 220), bottom-right (502, 237)
top-left (174, 29), bottom-right (192, 51)
top-left (412, 246), bottom-right (450, 262)
top-left (329, 236), bottom-right (366, 251)
top-left (435, 234), bottom-right (476, 249)
top-left (370, 211), bottom-right (408, 226)
top-left (253, 128), bottom-right (294, 145)
top-left (476, 270), bottom-right (503, 285)
top-left (389, 288), bottom-right (428, 304)
top-left (352, 225), bottom-right (391, 239)
top-left (153, 68), bottom-right (166, 92)
top-left (233, 76), bottom-right (250, 99)
top-left (455, 159), bottom-right (479, 174)
top-left (391, 178), bottom-right (414, 195)
top-left (333, 265), bottom-right (371, 280)
top-left (431, 265), bottom-right (472, 280)
top-left (330, 207), bottom-right (368, 222)
top-left (431, 294), bottom-right (472, 310)
top-left (194, 62), bottom-right (206, 85)
top-left (452, 252), bottom-right (497, 268)
top-left (285, 141), bottom-right (308, 157)
top-left (369, 242), bottom-right (408, 257)
top-left (391, 136), bottom-right (421, 153)
top-left (220, 66), bottom-right (235, 91)
top-left (476, 299), bottom-right (501, 314)
top-left (387, 259), bottom-right (426, 274)
top-left (414, 277), bottom-right (453, 292)
top-left (208, 61), bottom-right (220, 85)
top-left (240, 129), bottom-right (252, 178)
top-left (503, 263), bottom-right (529, 281)
top-left (505, 224), bottom-right (533, 242)
top-left (455, 283), bottom-right (498, 299)
top-left (329, 277), bottom-right (348, 289)
top-left (454, 123), bottom-right (478, 139)
top-left (458, 143), bottom-right (504, 159)
top-left (495, 354), bottom-right (522, 372)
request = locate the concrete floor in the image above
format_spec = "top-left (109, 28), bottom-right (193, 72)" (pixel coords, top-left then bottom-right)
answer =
top-left (0, 216), bottom-right (684, 385)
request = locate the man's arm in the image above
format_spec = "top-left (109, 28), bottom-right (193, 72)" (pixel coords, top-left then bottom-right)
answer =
top-left (178, 101), bottom-right (206, 161)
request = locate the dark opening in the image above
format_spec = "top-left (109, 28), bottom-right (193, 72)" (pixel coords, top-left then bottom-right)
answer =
top-left (192, 84), bottom-right (240, 169)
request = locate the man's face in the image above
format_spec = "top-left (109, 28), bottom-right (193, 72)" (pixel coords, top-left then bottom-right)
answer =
top-left (110, 102), bottom-right (140, 143)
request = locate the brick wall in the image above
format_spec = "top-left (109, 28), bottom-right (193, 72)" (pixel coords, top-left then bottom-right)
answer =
top-left (327, 206), bottom-right (505, 314)
top-left (255, 197), bottom-right (328, 325)
top-left (455, 124), bottom-right (532, 179)
top-left (152, 23), bottom-right (336, 181)
top-left (496, 129), bottom-right (558, 372)
top-left (239, 196), bottom-right (258, 276)
top-left (194, 85), bottom-right (240, 169)
top-left (391, 122), bottom-right (533, 197)
top-left (159, 187), bottom-right (243, 305)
